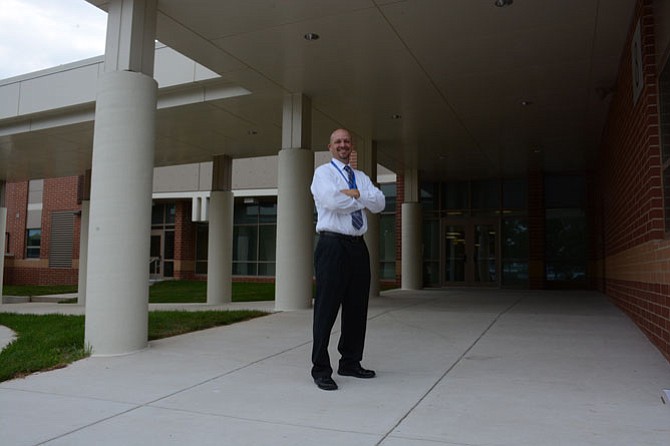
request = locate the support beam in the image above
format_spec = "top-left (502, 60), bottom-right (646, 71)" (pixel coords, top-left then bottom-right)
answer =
top-left (401, 168), bottom-right (422, 290)
top-left (85, 0), bottom-right (157, 356)
top-left (104, 0), bottom-right (157, 74)
top-left (358, 138), bottom-right (381, 297)
top-left (275, 94), bottom-right (314, 311)
top-left (207, 155), bottom-right (233, 304)
top-left (77, 170), bottom-right (91, 305)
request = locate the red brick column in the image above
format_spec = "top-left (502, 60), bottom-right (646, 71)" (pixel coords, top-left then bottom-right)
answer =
top-left (174, 200), bottom-right (196, 279)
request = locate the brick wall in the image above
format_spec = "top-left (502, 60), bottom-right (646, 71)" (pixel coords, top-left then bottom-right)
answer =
top-left (4, 177), bottom-right (82, 285)
top-left (600, 0), bottom-right (663, 255)
top-left (43, 176), bottom-right (81, 260)
top-left (597, 0), bottom-right (669, 362)
top-left (174, 200), bottom-right (197, 280)
top-left (5, 181), bottom-right (28, 259)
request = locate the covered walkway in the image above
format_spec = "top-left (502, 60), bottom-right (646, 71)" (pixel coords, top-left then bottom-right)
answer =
top-left (1, 289), bottom-right (669, 445)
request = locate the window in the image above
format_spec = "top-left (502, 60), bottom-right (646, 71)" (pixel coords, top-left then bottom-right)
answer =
top-left (503, 178), bottom-right (527, 210)
top-left (442, 181), bottom-right (468, 214)
top-left (501, 217), bottom-right (528, 285)
top-left (420, 181), bottom-right (439, 212)
top-left (544, 175), bottom-right (587, 282)
top-left (501, 179), bottom-right (528, 286)
top-left (195, 223), bottom-right (208, 274)
top-left (152, 203), bottom-right (176, 226)
top-left (232, 198), bottom-right (276, 276)
top-left (471, 180), bottom-right (500, 215)
top-left (26, 229), bottom-right (41, 259)
top-left (422, 218), bottom-right (440, 286)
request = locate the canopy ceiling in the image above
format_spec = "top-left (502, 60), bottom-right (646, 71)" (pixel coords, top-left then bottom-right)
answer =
top-left (1, 0), bottom-right (635, 182)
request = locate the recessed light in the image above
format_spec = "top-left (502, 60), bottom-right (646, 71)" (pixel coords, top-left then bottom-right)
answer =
top-left (494, 0), bottom-right (513, 7)
top-left (247, 130), bottom-right (258, 135)
top-left (304, 33), bottom-right (320, 41)
top-left (391, 114), bottom-right (402, 120)
top-left (520, 100), bottom-right (533, 106)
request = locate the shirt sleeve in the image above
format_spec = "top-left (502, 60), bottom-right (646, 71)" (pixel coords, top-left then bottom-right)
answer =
top-left (311, 165), bottom-right (360, 214)
top-left (355, 171), bottom-right (386, 214)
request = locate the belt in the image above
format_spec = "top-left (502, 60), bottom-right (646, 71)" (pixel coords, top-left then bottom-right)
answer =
top-left (319, 231), bottom-right (364, 241)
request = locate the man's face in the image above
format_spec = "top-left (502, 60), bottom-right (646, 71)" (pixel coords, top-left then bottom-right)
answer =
top-left (328, 130), bottom-right (353, 163)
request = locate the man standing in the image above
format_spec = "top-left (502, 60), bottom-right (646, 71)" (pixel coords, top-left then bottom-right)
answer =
top-left (310, 128), bottom-right (386, 391)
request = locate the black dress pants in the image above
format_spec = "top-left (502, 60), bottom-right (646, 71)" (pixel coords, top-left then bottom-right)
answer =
top-left (311, 233), bottom-right (371, 379)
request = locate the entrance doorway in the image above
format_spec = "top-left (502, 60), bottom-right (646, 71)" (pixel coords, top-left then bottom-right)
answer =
top-left (150, 229), bottom-right (175, 279)
top-left (443, 219), bottom-right (499, 286)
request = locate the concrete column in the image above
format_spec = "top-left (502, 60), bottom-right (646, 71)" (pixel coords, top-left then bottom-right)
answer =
top-left (401, 168), bottom-right (422, 290)
top-left (77, 171), bottom-right (91, 305)
top-left (365, 212), bottom-right (381, 296)
top-left (0, 181), bottom-right (6, 299)
top-left (358, 139), bottom-right (381, 297)
top-left (85, 0), bottom-right (157, 356)
top-left (275, 94), bottom-right (314, 311)
top-left (207, 156), bottom-right (233, 304)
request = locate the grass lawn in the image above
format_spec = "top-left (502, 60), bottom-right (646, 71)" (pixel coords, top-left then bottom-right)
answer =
top-left (148, 280), bottom-right (276, 303)
top-left (2, 280), bottom-right (277, 303)
top-left (2, 284), bottom-right (78, 296)
top-left (0, 309), bottom-right (267, 382)
top-left (3, 280), bottom-right (397, 303)
top-left (0, 280), bottom-right (276, 382)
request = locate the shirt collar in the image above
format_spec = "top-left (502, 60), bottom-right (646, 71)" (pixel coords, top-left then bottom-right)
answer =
top-left (330, 158), bottom-right (349, 169)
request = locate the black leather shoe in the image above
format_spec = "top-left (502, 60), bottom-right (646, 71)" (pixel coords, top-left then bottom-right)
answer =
top-left (314, 376), bottom-right (338, 391)
top-left (337, 365), bottom-right (376, 379)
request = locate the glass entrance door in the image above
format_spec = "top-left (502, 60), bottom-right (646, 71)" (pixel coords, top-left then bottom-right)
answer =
top-left (149, 229), bottom-right (175, 278)
top-left (443, 219), bottom-right (499, 286)
top-left (473, 222), bottom-right (497, 285)
top-left (444, 224), bottom-right (466, 283)
top-left (150, 230), bottom-right (162, 277)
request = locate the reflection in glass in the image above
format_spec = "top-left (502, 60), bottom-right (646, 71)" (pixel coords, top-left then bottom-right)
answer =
top-left (423, 219), bottom-right (440, 285)
top-left (443, 181), bottom-right (468, 210)
top-left (380, 214), bottom-right (396, 279)
top-left (471, 180), bottom-right (499, 210)
top-left (195, 224), bottom-right (208, 274)
top-left (444, 225), bottom-right (466, 282)
top-left (421, 182), bottom-right (439, 211)
top-left (545, 209), bottom-right (587, 281)
top-left (258, 225), bottom-right (276, 261)
top-left (474, 224), bottom-right (496, 283)
top-left (501, 217), bottom-right (528, 285)
top-left (233, 226), bottom-right (258, 261)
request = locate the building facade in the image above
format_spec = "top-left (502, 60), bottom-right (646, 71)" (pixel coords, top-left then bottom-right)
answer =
top-left (0, 0), bottom-right (670, 359)
top-left (2, 156), bottom-right (399, 285)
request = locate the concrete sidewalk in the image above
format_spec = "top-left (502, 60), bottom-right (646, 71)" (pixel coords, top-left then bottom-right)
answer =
top-left (1, 289), bottom-right (669, 445)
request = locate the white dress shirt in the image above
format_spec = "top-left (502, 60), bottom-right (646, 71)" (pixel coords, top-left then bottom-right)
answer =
top-left (311, 158), bottom-right (386, 236)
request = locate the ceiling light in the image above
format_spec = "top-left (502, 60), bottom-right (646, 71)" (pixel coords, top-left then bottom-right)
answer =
top-left (494, 0), bottom-right (513, 6)
top-left (303, 33), bottom-right (320, 41)
top-left (391, 114), bottom-right (402, 120)
top-left (520, 100), bottom-right (533, 106)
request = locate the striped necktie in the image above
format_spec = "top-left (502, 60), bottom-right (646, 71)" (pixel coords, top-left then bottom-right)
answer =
top-left (344, 165), bottom-right (363, 230)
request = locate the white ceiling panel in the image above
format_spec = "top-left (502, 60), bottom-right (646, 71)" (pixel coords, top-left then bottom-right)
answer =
top-left (0, 0), bottom-right (637, 181)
